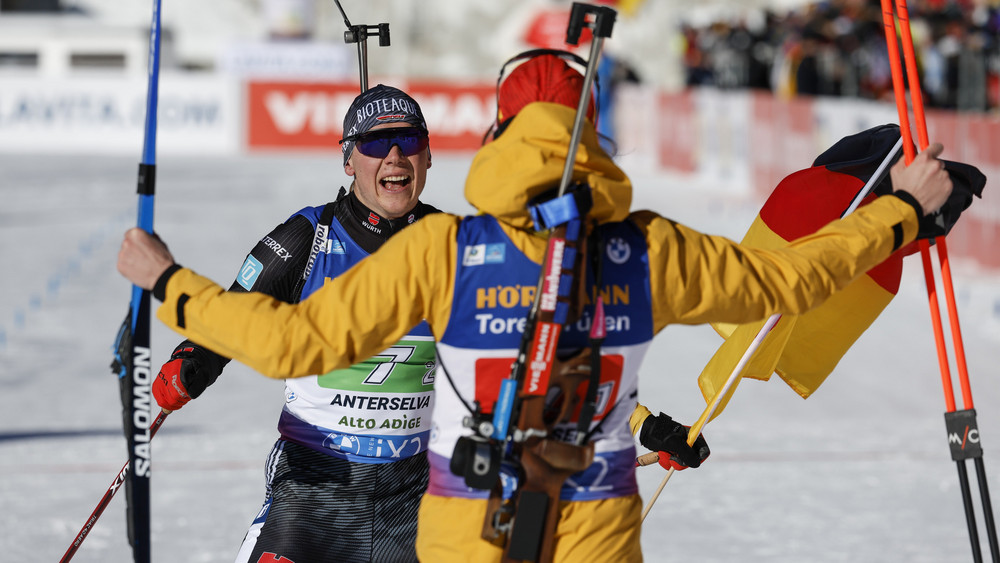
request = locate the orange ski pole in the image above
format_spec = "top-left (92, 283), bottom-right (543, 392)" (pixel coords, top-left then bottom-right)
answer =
top-left (895, 0), bottom-right (979, 416)
top-left (882, 1), bottom-right (998, 560)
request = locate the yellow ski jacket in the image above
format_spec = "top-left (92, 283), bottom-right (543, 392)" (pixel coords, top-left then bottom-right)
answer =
top-left (152, 102), bottom-right (919, 381)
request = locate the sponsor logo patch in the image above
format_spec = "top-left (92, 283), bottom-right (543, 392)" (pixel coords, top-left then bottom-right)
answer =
top-left (238, 256), bottom-right (263, 290)
top-left (463, 244), bottom-right (485, 266)
top-left (485, 243), bottom-right (505, 264)
top-left (464, 243), bottom-right (505, 266)
top-left (329, 239), bottom-right (346, 255)
top-left (261, 236), bottom-right (293, 261)
top-left (606, 237), bottom-right (631, 264)
top-left (322, 432), bottom-right (361, 455)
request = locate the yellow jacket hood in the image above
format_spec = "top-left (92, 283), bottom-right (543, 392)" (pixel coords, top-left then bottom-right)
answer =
top-left (465, 102), bottom-right (632, 230)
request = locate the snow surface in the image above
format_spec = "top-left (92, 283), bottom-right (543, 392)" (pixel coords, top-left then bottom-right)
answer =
top-left (1, 152), bottom-right (998, 562)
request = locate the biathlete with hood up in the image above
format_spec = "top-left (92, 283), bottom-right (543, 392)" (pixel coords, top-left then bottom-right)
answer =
top-left (118, 53), bottom-right (954, 562)
top-left (150, 85), bottom-right (438, 563)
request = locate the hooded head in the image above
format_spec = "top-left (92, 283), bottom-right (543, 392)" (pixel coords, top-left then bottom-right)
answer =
top-left (341, 84), bottom-right (428, 167)
top-left (466, 52), bottom-right (630, 230)
top-left (494, 53), bottom-right (596, 139)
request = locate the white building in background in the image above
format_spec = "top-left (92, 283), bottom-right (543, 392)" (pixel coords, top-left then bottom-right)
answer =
top-left (0, 12), bottom-right (167, 76)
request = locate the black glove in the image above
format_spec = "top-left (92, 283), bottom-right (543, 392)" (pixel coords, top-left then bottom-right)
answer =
top-left (639, 412), bottom-right (710, 470)
top-left (915, 159), bottom-right (986, 240)
top-left (812, 123), bottom-right (987, 241)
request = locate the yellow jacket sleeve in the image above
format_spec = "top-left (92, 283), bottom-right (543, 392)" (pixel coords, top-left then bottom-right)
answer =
top-left (629, 402), bottom-right (653, 436)
top-left (155, 214), bottom-right (461, 379)
top-left (634, 194), bottom-right (919, 333)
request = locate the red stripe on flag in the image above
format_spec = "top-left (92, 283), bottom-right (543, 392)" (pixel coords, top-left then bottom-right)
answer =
top-left (758, 166), bottom-right (902, 294)
top-left (759, 167), bottom-right (864, 239)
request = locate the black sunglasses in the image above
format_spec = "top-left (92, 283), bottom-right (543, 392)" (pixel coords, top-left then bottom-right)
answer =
top-left (340, 127), bottom-right (430, 159)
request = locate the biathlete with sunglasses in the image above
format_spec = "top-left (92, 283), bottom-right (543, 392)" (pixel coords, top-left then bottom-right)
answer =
top-left (150, 85), bottom-right (438, 563)
top-left (119, 53), bottom-right (954, 562)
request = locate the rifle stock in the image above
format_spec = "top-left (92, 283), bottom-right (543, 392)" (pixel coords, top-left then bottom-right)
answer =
top-left (505, 439), bottom-right (594, 562)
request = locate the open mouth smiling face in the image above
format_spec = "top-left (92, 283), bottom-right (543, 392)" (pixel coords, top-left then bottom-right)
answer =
top-left (380, 173), bottom-right (413, 192)
top-left (345, 123), bottom-right (431, 219)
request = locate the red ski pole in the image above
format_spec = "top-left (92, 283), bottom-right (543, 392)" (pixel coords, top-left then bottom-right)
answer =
top-left (60, 410), bottom-right (170, 563)
top-left (880, 2), bottom-right (998, 560)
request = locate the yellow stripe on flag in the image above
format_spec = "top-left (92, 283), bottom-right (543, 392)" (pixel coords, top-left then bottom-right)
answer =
top-left (698, 315), bottom-right (797, 422)
top-left (698, 190), bottom-right (899, 417)
top-left (773, 273), bottom-right (895, 397)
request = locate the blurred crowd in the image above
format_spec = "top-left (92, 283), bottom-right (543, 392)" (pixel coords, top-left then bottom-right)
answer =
top-left (680, 0), bottom-right (1000, 112)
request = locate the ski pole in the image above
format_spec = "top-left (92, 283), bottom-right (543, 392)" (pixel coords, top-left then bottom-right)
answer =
top-left (60, 410), bottom-right (170, 563)
top-left (639, 314), bottom-right (779, 520)
top-left (108, 0), bottom-right (161, 560)
top-left (639, 136), bottom-right (904, 522)
top-left (332, 0), bottom-right (389, 93)
top-left (881, 2), bottom-right (998, 560)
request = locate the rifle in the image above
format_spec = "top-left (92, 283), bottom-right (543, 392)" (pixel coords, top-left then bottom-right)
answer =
top-left (332, 0), bottom-right (390, 93)
top-left (450, 4), bottom-right (616, 562)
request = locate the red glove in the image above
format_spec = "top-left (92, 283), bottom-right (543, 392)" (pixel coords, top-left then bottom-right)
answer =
top-left (152, 347), bottom-right (196, 411)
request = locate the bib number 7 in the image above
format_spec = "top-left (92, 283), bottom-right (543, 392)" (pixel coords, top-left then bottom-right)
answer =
top-left (362, 345), bottom-right (416, 385)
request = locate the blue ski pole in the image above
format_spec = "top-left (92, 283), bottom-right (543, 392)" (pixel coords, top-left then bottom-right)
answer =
top-left (110, 0), bottom-right (162, 560)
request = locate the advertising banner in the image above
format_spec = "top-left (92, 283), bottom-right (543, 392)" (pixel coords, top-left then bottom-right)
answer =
top-left (0, 74), bottom-right (240, 155)
top-left (246, 79), bottom-right (496, 152)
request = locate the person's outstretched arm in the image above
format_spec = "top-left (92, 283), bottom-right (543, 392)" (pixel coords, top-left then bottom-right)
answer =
top-left (151, 215), bottom-right (314, 410)
top-left (119, 214), bottom-right (460, 380)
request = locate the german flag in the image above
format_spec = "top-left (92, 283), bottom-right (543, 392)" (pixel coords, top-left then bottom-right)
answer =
top-left (698, 125), bottom-right (906, 416)
top-left (697, 124), bottom-right (985, 420)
